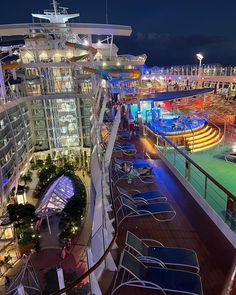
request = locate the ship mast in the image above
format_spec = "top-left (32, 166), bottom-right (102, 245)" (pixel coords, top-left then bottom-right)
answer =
top-left (52, 0), bottom-right (58, 16)
top-left (32, 0), bottom-right (80, 23)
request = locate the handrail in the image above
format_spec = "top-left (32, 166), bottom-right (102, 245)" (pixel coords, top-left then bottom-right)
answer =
top-left (52, 161), bottom-right (118, 294)
top-left (152, 128), bottom-right (236, 201)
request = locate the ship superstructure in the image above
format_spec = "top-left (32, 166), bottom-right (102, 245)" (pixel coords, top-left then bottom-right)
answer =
top-left (0, 1), bottom-right (145, 205)
top-left (0, 2), bottom-right (235, 295)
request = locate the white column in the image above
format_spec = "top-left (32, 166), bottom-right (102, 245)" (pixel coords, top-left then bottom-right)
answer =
top-left (56, 268), bottom-right (66, 295)
top-left (17, 284), bottom-right (26, 295)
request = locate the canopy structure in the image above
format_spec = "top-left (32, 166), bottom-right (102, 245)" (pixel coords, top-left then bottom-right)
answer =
top-left (139, 88), bottom-right (214, 101)
top-left (35, 175), bottom-right (74, 220)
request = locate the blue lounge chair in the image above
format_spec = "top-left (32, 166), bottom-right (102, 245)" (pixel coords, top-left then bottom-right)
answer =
top-left (115, 143), bottom-right (135, 148)
top-left (114, 143), bottom-right (137, 154)
top-left (113, 164), bottom-right (155, 185)
top-left (225, 152), bottom-right (236, 163)
top-left (117, 196), bottom-right (176, 225)
top-left (112, 250), bottom-right (203, 295)
top-left (125, 231), bottom-right (200, 272)
top-left (117, 186), bottom-right (166, 203)
top-left (114, 158), bottom-right (152, 169)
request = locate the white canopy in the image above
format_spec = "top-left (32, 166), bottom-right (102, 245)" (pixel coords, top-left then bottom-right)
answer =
top-left (35, 175), bottom-right (74, 219)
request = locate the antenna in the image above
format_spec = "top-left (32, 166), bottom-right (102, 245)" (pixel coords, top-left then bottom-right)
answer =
top-left (52, 0), bottom-right (58, 15)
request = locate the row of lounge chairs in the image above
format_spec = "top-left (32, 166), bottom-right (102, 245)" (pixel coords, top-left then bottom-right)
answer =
top-left (111, 140), bottom-right (203, 294)
top-left (113, 249), bottom-right (203, 295)
top-left (114, 142), bottom-right (137, 154)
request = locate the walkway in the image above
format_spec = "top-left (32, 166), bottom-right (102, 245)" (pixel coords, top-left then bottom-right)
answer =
top-left (103, 136), bottom-right (235, 295)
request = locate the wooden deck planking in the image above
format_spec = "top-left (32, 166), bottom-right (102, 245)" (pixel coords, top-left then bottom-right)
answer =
top-left (104, 136), bottom-right (235, 295)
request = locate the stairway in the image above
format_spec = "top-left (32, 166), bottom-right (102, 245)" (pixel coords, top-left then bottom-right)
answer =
top-left (184, 124), bottom-right (224, 152)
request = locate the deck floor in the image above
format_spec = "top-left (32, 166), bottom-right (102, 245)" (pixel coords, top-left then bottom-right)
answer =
top-left (103, 136), bottom-right (235, 295)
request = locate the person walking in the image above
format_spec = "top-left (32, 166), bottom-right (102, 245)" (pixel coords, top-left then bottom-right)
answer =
top-left (129, 117), bottom-right (135, 137)
top-left (61, 246), bottom-right (66, 259)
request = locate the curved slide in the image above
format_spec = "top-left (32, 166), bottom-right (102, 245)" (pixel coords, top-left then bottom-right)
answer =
top-left (25, 34), bottom-right (46, 41)
top-left (2, 62), bottom-right (22, 70)
top-left (69, 54), bottom-right (89, 62)
top-left (65, 41), bottom-right (97, 62)
top-left (83, 67), bottom-right (140, 81)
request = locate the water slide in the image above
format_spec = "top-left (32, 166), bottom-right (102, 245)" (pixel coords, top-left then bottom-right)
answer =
top-left (6, 77), bottom-right (22, 85)
top-left (0, 39), bottom-right (25, 47)
top-left (83, 67), bottom-right (140, 81)
top-left (2, 62), bottom-right (22, 70)
top-left (0, 54), bottom-right (19, 63)
top-left (69, 54), bottom-right (89, 62)
top-left (65, 41), bottom-right (97, 61)
top-left (66, 41), bottom-right (97, 54)
top-left (25, 34), bottom-right (46, 41)
top-left (0, 34), bottom-right (47, 72)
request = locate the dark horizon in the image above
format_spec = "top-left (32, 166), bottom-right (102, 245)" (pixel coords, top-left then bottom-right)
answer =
top-left (0, 0), bottom-right (235, 67)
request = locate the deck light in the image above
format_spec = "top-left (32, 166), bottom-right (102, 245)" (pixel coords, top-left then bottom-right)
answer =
top-left (196, 53), bottom-right (204, 67)
top-left (97, 40), bottom-right (101, 46)
top-left (84, 39), bottom-right (89, 46)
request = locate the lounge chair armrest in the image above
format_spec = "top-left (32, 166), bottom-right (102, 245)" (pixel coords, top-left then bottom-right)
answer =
top-left (127, 189), bottom-right (141, 194)
top-left (142, 238), bottom-right (164, 247)
top-left (118, 195), bottom-right (148, 204)
top-left (138, 256), bottom-right (167, 268)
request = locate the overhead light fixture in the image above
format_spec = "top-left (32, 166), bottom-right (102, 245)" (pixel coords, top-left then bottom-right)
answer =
top-left (196, 53), bottom-right (204, 61)
top-left (84, 39), bottom-right (89, 46)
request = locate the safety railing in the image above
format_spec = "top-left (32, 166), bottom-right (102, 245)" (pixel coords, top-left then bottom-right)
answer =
top-left (51, 161), bottom-right (118, 295)
top-left (153, 130), bottom-right (236, 233)
top-left (147, 66), bottom-right (236, 77)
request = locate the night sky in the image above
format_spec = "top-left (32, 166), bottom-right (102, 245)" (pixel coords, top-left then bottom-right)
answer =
top-left (0, 0), bottom-right (235, 66)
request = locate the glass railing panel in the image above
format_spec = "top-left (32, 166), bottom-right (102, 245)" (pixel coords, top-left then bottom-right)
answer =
top-left (205, 178), bottom-right (228, 219)
top-left (156, 133), bottom-right (236, 233)
top-left (189, 164), bottom-right (206, 197)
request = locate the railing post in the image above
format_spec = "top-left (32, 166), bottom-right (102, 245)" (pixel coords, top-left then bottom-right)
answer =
top-left (173, 149), bottom-right (176, 166)
top-left (204, 176), bottom-right (207, 199)
top-left (226, 196), bottom-right (236, 229)
top-left (185, 159), bottom-right (190, 180)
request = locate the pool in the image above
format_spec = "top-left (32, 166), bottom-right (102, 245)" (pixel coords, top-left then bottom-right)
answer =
top-left (146, 117), bottom-right (206, 135)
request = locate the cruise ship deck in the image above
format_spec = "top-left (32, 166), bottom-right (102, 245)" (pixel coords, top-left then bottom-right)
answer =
top-left (0, 1), bottom-right (236, 294)
top-left (101, 137), bottom-right (235, 295)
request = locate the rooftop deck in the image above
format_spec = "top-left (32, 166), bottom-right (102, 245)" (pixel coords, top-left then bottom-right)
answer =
top-left (102, 136), bottom-right (235, 295)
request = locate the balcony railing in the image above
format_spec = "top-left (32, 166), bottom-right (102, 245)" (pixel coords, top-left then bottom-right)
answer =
top-left (148, 129), bottom-right (236, 237)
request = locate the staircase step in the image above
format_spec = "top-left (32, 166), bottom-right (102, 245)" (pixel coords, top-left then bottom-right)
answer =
top-left (167, 123), bottom-right (208, 139)
top-left (186, 129), bottom-right (218, 145)
top-left (190, 134), bottom-right (224, 152)
top-left (183, 125), bottom-right (211, 139)
top-left (188, 133), bottom-right (222, 149)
